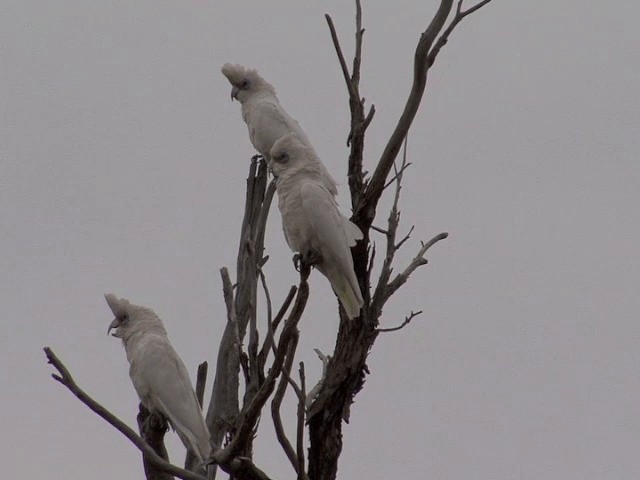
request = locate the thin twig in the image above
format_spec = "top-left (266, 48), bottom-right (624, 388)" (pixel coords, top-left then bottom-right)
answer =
top-left (324, 14), bottom-right (358, 101)
top-left (305, 349), bottom-right (331, 408)
top-left (296, 362), bottom-right (307, 480)
top-left (385, 232), bottom-right (449, 301)
top-left (371, 135), bottom-right (410, 317)
top-left (427, 0), bottom-right (494, 67)
top-left (395, 225), bottom-right (415, 251)
top-left (370, 225), bottom-right (388, 235)
top-left (377, 310), bottom-right (423, 333)
top-left (271, 332), bottom-right (301, 477)
top-left (383, 162), bottom-right (412, 190)
top-left (43, 347), bottom-right (206, 480)
top-left (258, 284), bottom-right (297, 370)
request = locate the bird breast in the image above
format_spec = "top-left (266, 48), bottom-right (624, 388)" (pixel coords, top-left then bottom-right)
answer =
top-left (277, 183), bottom-right (317, 254)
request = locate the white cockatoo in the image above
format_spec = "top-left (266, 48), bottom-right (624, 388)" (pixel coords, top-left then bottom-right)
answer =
top-left (269, 133), bottom-right (364, 319)
top-left (221, 63), bottom-right (338, 196)
top-left (105, 294), bottom-right (211, 463)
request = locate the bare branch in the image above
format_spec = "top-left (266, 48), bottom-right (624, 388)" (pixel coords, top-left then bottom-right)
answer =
top-left (185, 361), bottom-right (209, 471)
top-left (258, 283), bottom-right (298, 370)
top-left (385, 232), bottom-right (449, 300)
top-left (362, 0), bottom-right (454, 222)
top-left (297, 362), bottom-right (307, 480)
top-left (324, 14), bottom-right (358, 102)
top-left (395, 225), bottom-right (415, 251)
top-left (326, 2), bottom-right (374, 206)
top-left (427, 0), bottom-right (494, 67)
top-left (205, 268), bottom-right (241, 451)
top-left (370, 225), bottom-right (388, 235)
top-left (310, 1), bottom-right (492, 477)
top-left (371, 136), bottom-right (410, 317)
top-left (258, 273), bottom-right (305, 403)
top-left (195, 362), bottom-right (208, 408)
top-left (270, 332), bottom-right (303, 478)
top-left (352, 0), bottom-right (364, 88)
top-left (383, 162), bottom-right (412, 191)
top-left (361, 103), bottom-right (376, 132)
top-left (219, 266), bottom-right (311, 460)
top-left (305, 349), bottom-right (330, 408)
top-left (207, 159), bottom-right (273, 464)
top-left (43, 347), bottom-right (206, 480)
top-left (377, 310), bottom-right (423, 333)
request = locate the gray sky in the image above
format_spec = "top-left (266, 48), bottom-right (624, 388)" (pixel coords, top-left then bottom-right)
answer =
top-left (2, 1), bottom-right (639, 478)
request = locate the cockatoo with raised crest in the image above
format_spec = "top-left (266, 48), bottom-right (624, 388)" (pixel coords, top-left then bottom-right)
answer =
top-left (105, 293), bottom-right (211, 463)
top-left (269, 133), bottom-right (364, 319)
top-left (221, 62), bottom-right (338, 196)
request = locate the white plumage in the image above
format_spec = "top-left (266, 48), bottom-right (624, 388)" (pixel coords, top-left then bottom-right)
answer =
top-left (221, 63), bottom-right (338, 196)
top-left (105, 294), bottom-right (210, 462)
top-left (269, 133), bottom-right (364, 319)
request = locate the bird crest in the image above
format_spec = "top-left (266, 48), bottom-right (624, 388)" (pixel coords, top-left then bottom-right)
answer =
top-left (221, 63), bottom-right (276, 96)
top-left (104, 293), bottom-right (130, 319)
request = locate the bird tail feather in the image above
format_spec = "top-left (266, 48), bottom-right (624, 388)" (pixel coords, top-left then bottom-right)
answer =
top-left (327, 269), bottom-right (364, 320)
top-left (154, 397), bottom-right (211, 462)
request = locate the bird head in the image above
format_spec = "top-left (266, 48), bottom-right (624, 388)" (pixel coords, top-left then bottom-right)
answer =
top-left (105, 293), bottom-right (166, 342)
top-left (269, 133), bottom-right (322, 180)
top-left (221, 63), bottom-right (276, 103)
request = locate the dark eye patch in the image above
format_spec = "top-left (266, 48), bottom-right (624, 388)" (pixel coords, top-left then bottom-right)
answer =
top-left (275, 152), bottom-right (289, 163)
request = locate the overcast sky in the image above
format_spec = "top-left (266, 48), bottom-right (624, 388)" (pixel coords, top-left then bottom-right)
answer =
top-left (2, 1), bottom-right (639, 478)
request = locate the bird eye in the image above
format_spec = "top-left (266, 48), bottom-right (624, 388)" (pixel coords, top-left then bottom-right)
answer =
top-left (121, 313), bottom-right (129, 322)
top-left (276, 152), bottom-right (289, 163)
top-left (241, 79), bottom-right (250, 89)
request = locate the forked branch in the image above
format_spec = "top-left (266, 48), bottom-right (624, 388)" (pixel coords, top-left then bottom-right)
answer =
top-left (362, 0), bottom-right (493, 223)
top-left (325, 0), bottom-right (375, 206)
top-left (385, 232), bottom-right (449, 302)
top-left (377, 310), bottom-right (423, 333)
top-left (216, 265), bottom-right (311, 462)
top-left (427, 0), bottom-right (494, 67)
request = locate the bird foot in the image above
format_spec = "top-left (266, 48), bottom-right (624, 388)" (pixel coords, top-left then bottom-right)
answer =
top-left (147, 412), bottom-right (169, 433)
top-left (293, 251), bottom-right (320, 272)
top-left (303, 250), bottom-right (321, 266)
top-left (292, 253), bottom-right (302, 272)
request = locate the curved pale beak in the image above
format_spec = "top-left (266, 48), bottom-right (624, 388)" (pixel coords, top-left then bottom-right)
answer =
top-left (108, 318), bottom-right (121, 336)
top-left (231, 86), bottom-right (240, 101)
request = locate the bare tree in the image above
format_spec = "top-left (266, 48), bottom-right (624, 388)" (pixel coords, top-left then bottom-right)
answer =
top-left (44, 2), bottom-right (494, 480)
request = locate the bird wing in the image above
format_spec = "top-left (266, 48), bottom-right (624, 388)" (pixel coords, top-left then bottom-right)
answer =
top-left (249, 99), bottom-right (339, 195)
top-left (301, 181), bottom-right (363, 317)
top-left (137, 337), bottom-right (210, 461)
top-left (248, 100), bottom-right (302, 159)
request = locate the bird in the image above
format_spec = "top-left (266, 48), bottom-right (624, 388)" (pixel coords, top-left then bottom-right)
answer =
top-left (105, 293), bottom-right (211, 463)
top-left (269, 133), bottom-right (364, 319)
top-left (221, 62), bottom-right (338, 196)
